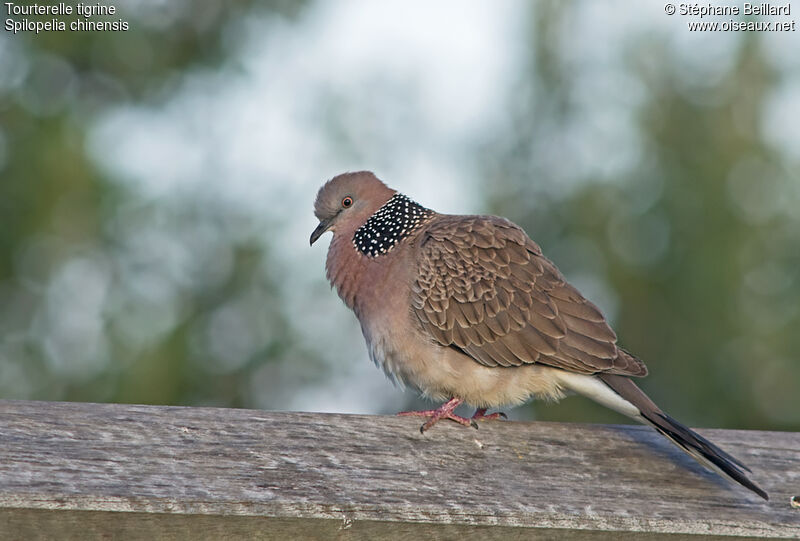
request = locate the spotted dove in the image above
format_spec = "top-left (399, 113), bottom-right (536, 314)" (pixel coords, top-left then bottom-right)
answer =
top-left (310, 171), bottom-right (767, 500)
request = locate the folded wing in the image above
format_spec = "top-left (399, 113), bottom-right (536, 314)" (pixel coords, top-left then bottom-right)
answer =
top-left (412, 215), bottom-right (646, 377)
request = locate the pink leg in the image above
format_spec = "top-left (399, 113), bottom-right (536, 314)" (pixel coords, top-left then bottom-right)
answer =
top-left (471, 408), bottom-right (507, 421)
top-left (398, 398), bottom-right (477, 433)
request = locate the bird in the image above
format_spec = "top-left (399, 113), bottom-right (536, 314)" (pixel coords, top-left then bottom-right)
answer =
top-left (309, 170), bottom-right (768, 500)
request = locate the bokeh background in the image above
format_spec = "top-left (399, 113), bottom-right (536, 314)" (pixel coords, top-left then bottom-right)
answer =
top-left (1, 0), bottom-right (798, 431)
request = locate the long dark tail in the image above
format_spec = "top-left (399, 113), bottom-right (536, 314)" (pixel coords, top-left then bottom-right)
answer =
top-left (599, 374), bottom-right (769, 500)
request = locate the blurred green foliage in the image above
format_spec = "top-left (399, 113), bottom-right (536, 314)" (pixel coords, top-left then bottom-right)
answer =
top-left (0, 1), bottom-right (316, 407)
top-left (484, 5), bottom-right (799, 429)
top-left (1, 1), bottom-right (797, 431)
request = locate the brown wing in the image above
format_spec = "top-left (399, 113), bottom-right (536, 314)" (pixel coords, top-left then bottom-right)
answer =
top-left (411, 215), bottom-right (646, 377)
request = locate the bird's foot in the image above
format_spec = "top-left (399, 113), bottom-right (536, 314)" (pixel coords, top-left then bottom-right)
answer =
top-left (471, 408), bottom-right (507, 421)
top-left (398, 398), bottom-right (476, 433)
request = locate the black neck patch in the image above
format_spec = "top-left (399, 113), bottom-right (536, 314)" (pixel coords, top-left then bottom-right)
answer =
top-left (353, 193), bottom-right (434, 257)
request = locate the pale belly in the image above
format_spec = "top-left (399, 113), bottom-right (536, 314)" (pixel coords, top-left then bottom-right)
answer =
top-left (360, 314), bottom-right (568, 408)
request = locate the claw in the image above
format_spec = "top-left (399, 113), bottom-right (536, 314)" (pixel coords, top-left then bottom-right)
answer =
top-left (471, 408), bottom-right (507, 422)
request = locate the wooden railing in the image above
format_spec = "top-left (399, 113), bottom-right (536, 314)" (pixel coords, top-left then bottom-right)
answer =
top-left (0, 400), bottom-right (797, 539)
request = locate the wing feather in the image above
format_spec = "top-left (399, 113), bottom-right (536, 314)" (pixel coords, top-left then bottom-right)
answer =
top-left (412, 215), bottom-right (647, 377)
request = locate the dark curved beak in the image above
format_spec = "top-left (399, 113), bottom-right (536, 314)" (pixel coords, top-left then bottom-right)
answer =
top-left (310, 218), bottom-right (333, 246)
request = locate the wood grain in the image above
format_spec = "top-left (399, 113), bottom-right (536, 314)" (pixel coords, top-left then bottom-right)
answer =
top-left (0, 400), bottom-right (797, 539)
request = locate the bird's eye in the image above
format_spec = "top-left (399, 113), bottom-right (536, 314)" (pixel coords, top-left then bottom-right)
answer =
top-left (342, 196), bottom-right (353, 208)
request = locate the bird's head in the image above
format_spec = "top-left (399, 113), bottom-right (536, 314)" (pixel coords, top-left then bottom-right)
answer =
top-left (310, 171), bottom-right (395, 246)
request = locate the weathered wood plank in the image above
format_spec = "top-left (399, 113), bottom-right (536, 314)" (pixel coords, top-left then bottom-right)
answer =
top-left (0, 400), bottom-right (797, 539)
